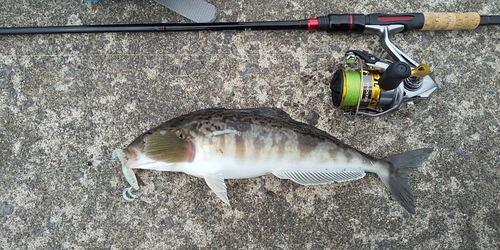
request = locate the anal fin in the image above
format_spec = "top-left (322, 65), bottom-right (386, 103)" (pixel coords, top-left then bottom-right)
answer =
top-left (272, 171), bottom-right (366, 185)
top-left (204, 174), bottom-right (230, 205)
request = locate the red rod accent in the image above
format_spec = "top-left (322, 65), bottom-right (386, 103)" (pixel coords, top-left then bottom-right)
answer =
top-left (377, 16), bottom-right (415, 22)
top-left (349, 14), bottom-right (353, 32)
top-left (307, 18), bottom-right (319, 30)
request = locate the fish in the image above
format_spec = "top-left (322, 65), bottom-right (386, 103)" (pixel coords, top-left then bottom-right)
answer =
top-left (113, 108), bottom-right (433, 214)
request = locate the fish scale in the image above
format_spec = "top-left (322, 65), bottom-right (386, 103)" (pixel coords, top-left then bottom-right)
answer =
top-left (188, 116), bottom-right (297, 161)
top-left (115, 108), bottom-right (433, 213)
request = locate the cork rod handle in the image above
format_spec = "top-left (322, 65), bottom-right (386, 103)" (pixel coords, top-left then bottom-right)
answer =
top-left (422, 12), bottom-right (480, 30)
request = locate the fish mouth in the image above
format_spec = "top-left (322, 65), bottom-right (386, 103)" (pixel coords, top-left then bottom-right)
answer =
top-left (122, 147), bottom-right (142, 168)
top-left (123, 147), bottom-right (137, 159)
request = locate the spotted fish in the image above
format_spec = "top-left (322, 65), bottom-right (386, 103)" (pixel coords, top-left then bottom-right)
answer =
top-left (113, 108), bottom-right (433, 213)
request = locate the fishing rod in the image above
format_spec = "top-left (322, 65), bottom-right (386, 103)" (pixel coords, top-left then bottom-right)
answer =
top-left (2, 12), bottom-right (499, 116)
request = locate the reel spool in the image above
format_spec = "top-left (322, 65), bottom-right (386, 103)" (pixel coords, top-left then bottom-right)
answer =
top-left (331, 68), bottom-right (391, 112)
top-left (330, 50), bottom-right (434, 116)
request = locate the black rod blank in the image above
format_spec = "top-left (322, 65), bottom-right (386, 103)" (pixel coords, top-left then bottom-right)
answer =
top-left (0, 14), bottom-right (499, 36)
top-left (0, 21), bottom-right (309, 35)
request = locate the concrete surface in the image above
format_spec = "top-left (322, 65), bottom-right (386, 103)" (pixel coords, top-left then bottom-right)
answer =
top-left (0, 0), bottom-right (499, 249)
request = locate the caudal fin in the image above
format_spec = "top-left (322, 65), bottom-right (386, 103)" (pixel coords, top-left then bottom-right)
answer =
top-left (378, 148), bottom-right (433, 214)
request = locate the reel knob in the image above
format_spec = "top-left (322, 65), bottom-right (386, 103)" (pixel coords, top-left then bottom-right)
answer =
top-left (378, 61), bottom-right (412, 90)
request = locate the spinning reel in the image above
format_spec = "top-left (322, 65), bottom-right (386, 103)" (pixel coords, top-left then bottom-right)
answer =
top-left (330, 25), bottom-right (438, 116)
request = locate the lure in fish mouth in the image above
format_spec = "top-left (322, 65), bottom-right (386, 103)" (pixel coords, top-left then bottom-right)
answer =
top-left (113, 108), bottom-right (433, 214)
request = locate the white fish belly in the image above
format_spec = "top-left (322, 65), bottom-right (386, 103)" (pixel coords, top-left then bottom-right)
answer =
top-left (175, 133), bottom-right (388, 179)
top-left (186, 157), bottom-right (375, 179)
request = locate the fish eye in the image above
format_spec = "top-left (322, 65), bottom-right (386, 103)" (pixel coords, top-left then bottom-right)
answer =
top-left (177, 129), bottom-right (186, 139)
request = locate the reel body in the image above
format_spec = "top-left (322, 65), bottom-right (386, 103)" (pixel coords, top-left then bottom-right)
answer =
top-left (330, 25), bottom-right (438, 116)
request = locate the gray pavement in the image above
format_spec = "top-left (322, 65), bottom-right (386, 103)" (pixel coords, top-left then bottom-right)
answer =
top-left (0, 0), bottom-right (499, 249)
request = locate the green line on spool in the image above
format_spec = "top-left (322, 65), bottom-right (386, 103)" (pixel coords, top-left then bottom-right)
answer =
top-left (343, 71), bottom-right (361, 106)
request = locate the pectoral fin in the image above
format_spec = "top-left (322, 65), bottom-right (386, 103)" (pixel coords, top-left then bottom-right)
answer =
top-left (272, 170), bottom-right (366, 185)
top-left (204, 174), bottom-right (230, 205)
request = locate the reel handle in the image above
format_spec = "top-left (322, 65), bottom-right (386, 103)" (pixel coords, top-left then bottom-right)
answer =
top-left (378, 61), bottom-right (411, 90)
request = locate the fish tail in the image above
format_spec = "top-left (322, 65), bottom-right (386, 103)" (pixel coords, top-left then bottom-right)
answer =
top-left (378, 148), bottom-right (433, 214)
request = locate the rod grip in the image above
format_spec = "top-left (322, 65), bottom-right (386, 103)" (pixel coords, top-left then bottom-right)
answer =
top-left (422, 12), bottom-right (480, 30)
